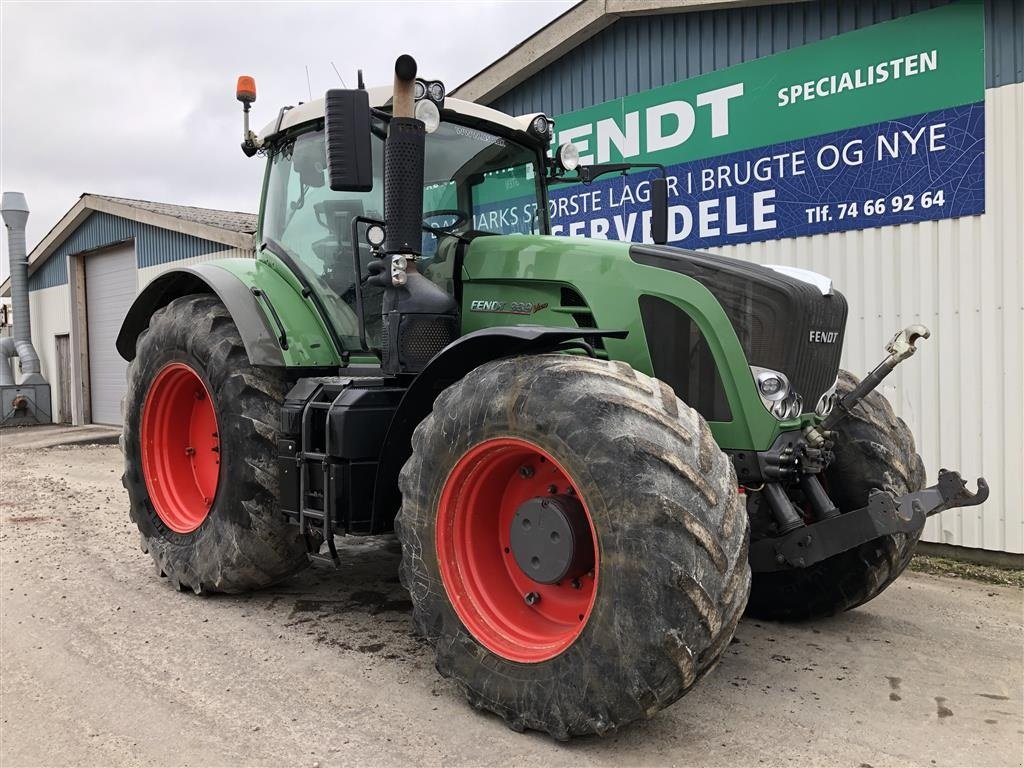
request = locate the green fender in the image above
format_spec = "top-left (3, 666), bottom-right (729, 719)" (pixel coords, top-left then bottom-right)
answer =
top-left (116, 256), bottom-right (342, 368)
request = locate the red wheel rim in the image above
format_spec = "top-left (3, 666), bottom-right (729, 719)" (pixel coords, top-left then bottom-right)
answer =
top-left (436, 437), bottom-right (599, 663)
top-left (141, 362), bottom-right (220, 534)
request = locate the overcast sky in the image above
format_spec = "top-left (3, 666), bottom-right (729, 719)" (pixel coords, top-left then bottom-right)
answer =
top-left (0, 0), bottom-right (575, 280)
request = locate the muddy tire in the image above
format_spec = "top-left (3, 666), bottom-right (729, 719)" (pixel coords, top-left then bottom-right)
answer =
top-left (746, 369), bottom-right (926, 621)
top-left (395, 354), bottom-right (750, 739)
top-left (121, 294), bottom-right (308, 594)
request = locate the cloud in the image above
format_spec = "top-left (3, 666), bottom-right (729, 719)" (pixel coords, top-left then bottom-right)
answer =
top-left (0, 0), bottom-right (574, 278)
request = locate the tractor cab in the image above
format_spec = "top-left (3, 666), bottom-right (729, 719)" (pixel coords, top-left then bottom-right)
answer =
top-left (254, 85), bottom-right (555, 352)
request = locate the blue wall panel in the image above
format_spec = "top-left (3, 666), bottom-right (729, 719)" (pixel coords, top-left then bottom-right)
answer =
top-left (491, 0), bottom-right (1022, 117)
top-left (29, 211), bottom-right (230, 291)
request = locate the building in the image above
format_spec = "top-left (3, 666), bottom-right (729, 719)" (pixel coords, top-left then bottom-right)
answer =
top-left (455, 0), bottom-right (1022, 558)
top-left (0, 194), bottom-right (255, 426)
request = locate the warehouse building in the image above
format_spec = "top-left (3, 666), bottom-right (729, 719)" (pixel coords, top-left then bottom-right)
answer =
top-left (0, 195), bottom-right (255, 426)
top-left (455, 0), bottom-right (1022, 558)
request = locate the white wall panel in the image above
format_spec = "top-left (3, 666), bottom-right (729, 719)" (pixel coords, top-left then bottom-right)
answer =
top-left (711, 83), bottom-right (1024, 553)
top-left (26, 283), bottom-right (71, 420)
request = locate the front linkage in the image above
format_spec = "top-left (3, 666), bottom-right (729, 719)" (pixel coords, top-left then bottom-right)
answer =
top-left (750, 469), bottom-right (989, 572)
top-left (742, 324), bottom-right (989, 573)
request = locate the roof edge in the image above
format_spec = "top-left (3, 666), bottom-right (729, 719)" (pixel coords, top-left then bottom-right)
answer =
top-left (87, 196), bottom-right (255, 251)
top-left (452, 0), bottom-right (806, 105)
top-left (1, 194), bottom-right (256, 294)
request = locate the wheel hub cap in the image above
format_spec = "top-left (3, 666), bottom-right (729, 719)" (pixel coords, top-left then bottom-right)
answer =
top-left (509, 495), bottom-right (594, 585)
top-left (140, 362), bottom-right (220, 534)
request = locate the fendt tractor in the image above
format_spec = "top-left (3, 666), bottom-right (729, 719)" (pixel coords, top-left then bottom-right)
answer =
top-left (116, 56), bottom-right (988, 738)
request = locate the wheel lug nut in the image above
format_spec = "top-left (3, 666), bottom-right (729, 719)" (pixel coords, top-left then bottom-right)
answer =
top-left (524, 591), bottom-right (541, 606)
top-left (547, 484), bottom-right (558, 494)
top-left (185, 447), bottom-right (195, 456)
top-left (518, 465), bottom-right (534, 478)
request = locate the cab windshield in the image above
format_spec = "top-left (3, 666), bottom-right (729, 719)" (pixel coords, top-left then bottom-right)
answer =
top-left (261, 118), bottom-right (546, 351)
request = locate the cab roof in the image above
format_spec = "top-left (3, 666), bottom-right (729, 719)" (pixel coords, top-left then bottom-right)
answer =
top-left (257, 85), bottom-right (545, 145)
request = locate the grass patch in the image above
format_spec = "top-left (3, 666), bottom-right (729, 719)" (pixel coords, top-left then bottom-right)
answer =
top-left (910, 555), bottom-right (1024, 588)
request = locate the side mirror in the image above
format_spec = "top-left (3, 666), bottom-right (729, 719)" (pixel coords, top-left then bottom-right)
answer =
top-left (650, 176), bottom-right (668, 245)
top-left (324, 88), bottom-right (373, 192)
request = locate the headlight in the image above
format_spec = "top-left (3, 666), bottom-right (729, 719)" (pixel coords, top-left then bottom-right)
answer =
top-left (413, 80), bottom-right (427, 100)
top-left (426, 80), bottom-right (445, 103)
top-left (752, 366), bottom-right (803, 421)
top-left (527, 114), bottom-right (553, 144)
top-left (365, 224), bottom-right (385, 248)
top-left (771, 394), bottom-right (804, 420)
top-left (555, 142), bottom-right (580, 171)
top-left (753, 368), bottom-right (790, 403)
top-left (815, 375), bottom-right (840, 418)
top-left (415, 99), bottom-right (440, 133)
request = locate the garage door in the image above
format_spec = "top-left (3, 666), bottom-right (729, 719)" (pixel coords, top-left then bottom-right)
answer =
top-left (85, 244), bottom-right (136, 425)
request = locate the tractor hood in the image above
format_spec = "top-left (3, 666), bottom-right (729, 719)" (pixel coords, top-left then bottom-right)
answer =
top-left (630, 244), bottom-right (848, 414)
top-left (461, 233), bottom-right (846, 436)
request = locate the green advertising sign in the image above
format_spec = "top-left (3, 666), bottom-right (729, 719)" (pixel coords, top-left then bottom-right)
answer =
top-left (552, 1), bottom-right (984, 167)
top-left (524, 0), bottom-right (986, 246)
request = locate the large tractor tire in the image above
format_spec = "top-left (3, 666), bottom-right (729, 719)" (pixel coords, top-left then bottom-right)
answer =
top-left (121, 294), bottom-right (309, 594)
top-left (746, 369), bottom-right (926, 621)
top-left (395, 354), bottom-right (750, 739)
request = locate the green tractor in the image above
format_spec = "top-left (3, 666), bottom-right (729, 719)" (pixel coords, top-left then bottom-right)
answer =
top-left (116, 57), bottom-right (987, 738)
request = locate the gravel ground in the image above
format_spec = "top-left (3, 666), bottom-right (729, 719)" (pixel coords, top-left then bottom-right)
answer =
top-left (1, 440), bottom-right (1022, 767)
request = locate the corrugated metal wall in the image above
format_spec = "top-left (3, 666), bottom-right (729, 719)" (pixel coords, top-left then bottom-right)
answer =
top-left (28, 211), bottom-right (240, 291)
top-left (492, 0), bottom-right (1022, 117)
top-left (709, 82), bottom-right (1022, 554)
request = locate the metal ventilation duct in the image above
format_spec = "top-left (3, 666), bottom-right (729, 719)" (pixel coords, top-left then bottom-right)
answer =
top-left (2, 191), bottom-right (50, 425)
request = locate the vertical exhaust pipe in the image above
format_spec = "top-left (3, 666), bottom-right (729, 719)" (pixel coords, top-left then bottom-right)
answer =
top-left (378, 56), bottom-right (458, 376)
top-left (1, 192), bottom-right (45, 386)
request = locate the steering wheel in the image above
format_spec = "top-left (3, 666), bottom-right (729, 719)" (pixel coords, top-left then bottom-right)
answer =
top-left (423, 209), bottom-right (469, 234)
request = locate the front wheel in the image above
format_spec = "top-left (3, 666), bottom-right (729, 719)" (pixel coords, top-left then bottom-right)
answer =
top-left (122, 294), bottom-right (309, 593)
top-left (396, 354), bottom-right (750, 738)
top-left (746, 369), bottom-right (926, 621)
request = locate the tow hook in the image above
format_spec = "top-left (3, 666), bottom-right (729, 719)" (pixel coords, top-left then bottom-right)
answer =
top-left (806, 323), bottom-right (931, 447)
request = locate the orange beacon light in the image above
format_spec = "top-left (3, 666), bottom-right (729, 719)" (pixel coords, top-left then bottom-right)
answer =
top-left (236, 76), bottom-right (257, 104)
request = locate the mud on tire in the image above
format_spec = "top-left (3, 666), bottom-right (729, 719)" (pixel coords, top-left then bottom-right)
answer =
top-left (746, 369), bottom-right (927, 621)
top-left (122, 294), bottom-right (308, 593)
top-left (395, 354), bottom-right (750, 738)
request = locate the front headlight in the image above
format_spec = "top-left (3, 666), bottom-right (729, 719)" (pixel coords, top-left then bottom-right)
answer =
top-left (771, 393), bottom-right (803, 420)
top-left (752, 366), bottom-right (803, 421)
top-left (815, 375), bottom-right (840, 418)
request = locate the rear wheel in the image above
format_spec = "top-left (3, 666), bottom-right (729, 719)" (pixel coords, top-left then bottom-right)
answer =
top-left (122, 294), bottom-right (309, 593)
top-left (746, 369), bottom-right (926, 621)
top-left (396, 354), bottom-right (750, 738)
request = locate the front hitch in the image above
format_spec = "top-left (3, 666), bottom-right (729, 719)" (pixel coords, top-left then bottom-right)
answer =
top-left (806, 324), bottom-right (931, 448)
top-left (749, 469), bottom-right (989, 572)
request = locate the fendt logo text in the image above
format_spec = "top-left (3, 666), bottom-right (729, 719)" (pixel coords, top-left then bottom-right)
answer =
top-left (808, 330), bottom-right (840, 343)
top-left (469, 300), bottom-right (549, 315)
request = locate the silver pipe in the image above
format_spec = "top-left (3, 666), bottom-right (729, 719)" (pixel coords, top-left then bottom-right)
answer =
top-left (0, 336), bottom-right (15, 385)
top-left (2, 191), bottom-right (45, 384)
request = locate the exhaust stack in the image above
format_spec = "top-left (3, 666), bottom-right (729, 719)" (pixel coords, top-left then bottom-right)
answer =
top-left (378, 56), bottom-right (458, 376)
top-left (1, 191), bottom-right (51, 424)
